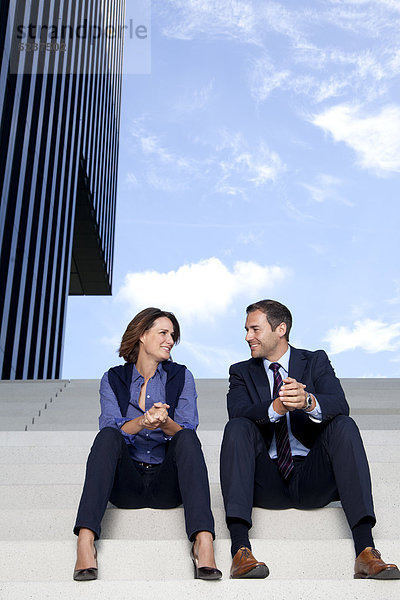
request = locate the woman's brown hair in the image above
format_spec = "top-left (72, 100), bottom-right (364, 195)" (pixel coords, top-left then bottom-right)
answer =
top-left (118, 307), bottom-right (181, 364)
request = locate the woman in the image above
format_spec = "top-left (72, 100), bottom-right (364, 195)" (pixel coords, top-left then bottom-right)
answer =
top-left (73, 307), bottom-right (222, 581)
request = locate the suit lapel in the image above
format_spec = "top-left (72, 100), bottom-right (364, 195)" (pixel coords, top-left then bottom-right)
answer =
top-left (247, 348), bottom-right (307, 403)
top-left (249, 359), bottom-right (272, 401)
top-left (288, 346), bottom-right (307, 383)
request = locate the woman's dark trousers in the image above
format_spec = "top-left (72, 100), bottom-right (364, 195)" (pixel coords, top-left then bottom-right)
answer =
top-left (74, 427), bottom-right (215, 540)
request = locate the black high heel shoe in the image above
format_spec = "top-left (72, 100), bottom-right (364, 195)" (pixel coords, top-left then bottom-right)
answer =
top-left (191, 543), bottom-right (222, 580)
top-left (73, 546), bottom-right (98, 581)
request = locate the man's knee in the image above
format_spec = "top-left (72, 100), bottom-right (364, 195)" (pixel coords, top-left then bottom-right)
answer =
top-left (223, 417), bottom-right (256, 437)
top-left (222, 418), bottom-right (260, 450)
top-left (324, 415), bottom-right (362, 447)
top-left (327, 414), bottom-right (359, 435)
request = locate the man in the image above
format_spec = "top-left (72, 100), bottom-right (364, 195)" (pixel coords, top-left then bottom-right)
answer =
top-left (220, 299), bottom-right (400, 580)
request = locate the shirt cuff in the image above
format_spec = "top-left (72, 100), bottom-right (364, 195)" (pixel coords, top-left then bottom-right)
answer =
top-left (162, 422), bottom-right (192, 441)
top-left (116, 418), bottom-right (137, 442)
top-left (306, 397), bottom-right (322, 423)
top-left (175, 422), bottom-right (196, 431)
top-left (268, 403), bottom-right (285, 423)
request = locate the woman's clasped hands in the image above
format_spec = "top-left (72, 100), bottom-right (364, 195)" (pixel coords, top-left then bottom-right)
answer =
top-left (141, 402), bottom-right (170, 430)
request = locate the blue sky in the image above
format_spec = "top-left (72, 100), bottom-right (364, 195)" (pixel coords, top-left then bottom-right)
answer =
top-left (63, 0), bottom-right (400, 380)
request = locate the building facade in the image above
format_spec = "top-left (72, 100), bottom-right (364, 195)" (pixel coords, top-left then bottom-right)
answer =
top-left (0, 0), bottom-right (124, 379)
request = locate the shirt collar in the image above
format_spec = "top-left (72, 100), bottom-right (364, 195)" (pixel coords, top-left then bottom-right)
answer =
top-left (263, 346), bottom-right (291, 375)
top-left (131, 362), bottom-right (164, 382)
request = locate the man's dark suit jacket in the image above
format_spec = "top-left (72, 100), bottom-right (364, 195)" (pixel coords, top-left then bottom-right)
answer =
top-left (227, 346), bottom-right (349, 450)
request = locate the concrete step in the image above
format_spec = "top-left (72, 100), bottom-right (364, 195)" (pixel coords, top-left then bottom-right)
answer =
top-left (27, 415), bottom-right (400, 432)
top-left (0, 379), bottom-right (399, 600)
top-left (29, 422), bottom-right (99, 431)
top-left (27, 422), bottom-right (226, 430)
top-left (31, 396), bottom-right (400, 413)
top-left (1, 580), bottom-right (399, 600)
top-left (1, 498), bottom-right (399, 541)
top-left (341, 379), bottom-right (400, 391)
top-left (0, 459), bottom-right (399, 488)
top-left (0, 381), bottom-right (70, 430)
top-left (1, 442), bottom-right (400, 465)
top-left (0, 380), bottom-right (69, 401)
top-left (28, 417), bottom-right (400, 430)
top-left (0, 430), bottom-right (224, 447)
top-left (1, 539), bottom-right (399, 582)
top-left (0, 504), bottom-right (348, 541)
top-left (1, 428), bottom-right (400, 447)
top-left (5, 377), bottom-right (400, 431)
top-left (348, 416), bottom-right (400, 429)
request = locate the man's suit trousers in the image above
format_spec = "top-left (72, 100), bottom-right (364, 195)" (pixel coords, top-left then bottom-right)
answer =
top-left (220, 415), bottom-right (376, 530)
top-left (74, 427), bottom-right (215, 541)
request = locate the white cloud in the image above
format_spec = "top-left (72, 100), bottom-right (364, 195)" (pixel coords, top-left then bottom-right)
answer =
top-left (323, 0), bottom-right (400, 36)
top-left (128, 123), bottom-right (199, 191)
top-left (129, 121), bottom-right (194, 171)
top-left (324, 318), bottom-right (400, 354)
top-left (157, 0), bottom-right (260, 44)
top-left (146, 170), bottom-right (188, 192)
top-left (100, 334), bottom-right (121, 351)
top-left (139, 134), bottom-right (192, 170)
top-left (125, 172), bottom-right (139, 187)
top-left (179, 340), bottom-right (244, 375)
top-left (215, 132), bottom-right (284, 195)
top-left (128, 122), bottom-right (284, 197)
top-left (117, 257), bottom-right (289, 322)
top-left (250, 51), bottom-right (364, 105)
top-left (307, 243), bottom-right (327, 255)
top-left (243, 0), bottom-right (400, 105)
top-left (360, 373), bottom-right (388, 378)
top-left (250, 56), bottom-right (290, 102)
top-left (300, 174), bottom-right (353, 206)
top-left (386, 280), bottom-right (400, 305)
top-left (220, 146), bottom-right (283, 186)
top-left (238, 231), bottom-right (264, 246)
top-left (312, 104), bottom-right (400, 174)
top-left (284, 201), bottom-right (316, 223)
top-left (157, 0), bottom-right (307, 47)
top-left (333, 0), bottom-right (400, 10)
top-left (175, 80), bottom-right (215, 113)
top-left (157, 0), bottom-right (400, 108)
top-left (250, 45), bottom-right (400, 105)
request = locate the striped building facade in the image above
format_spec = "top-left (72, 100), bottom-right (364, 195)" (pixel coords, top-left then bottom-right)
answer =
top-left (0, 0), bottom-right (125, 379)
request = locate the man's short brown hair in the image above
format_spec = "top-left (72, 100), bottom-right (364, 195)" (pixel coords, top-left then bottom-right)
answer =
top-left (246, 299), bottom-right (292, 341)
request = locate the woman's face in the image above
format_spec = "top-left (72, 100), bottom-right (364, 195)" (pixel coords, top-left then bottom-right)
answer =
top-left (139, 316), bottom-right (175, 363)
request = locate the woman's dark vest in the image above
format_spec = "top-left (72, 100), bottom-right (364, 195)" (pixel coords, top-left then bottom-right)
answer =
top-left (107, 361), bottom-right (186, 419)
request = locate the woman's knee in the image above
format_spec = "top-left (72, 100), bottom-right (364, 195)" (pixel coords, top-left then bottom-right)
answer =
top-left (92, 426), bottom-right (124, 452)
top-left (172, 427), bottom-right (200, 450)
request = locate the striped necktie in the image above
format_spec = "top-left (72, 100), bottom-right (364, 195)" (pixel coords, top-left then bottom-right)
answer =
top-left (269, 362), bottom-right (294, 480)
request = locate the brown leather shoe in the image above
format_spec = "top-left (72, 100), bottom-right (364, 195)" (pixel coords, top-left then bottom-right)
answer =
top-left (354, 547), bottom-right (400, 579)
top-left (230, 546), bottom-right (269, 579)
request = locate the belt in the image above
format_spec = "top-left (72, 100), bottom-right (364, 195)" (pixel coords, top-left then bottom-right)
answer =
top-left (134, 461), bottom-right (160, 470)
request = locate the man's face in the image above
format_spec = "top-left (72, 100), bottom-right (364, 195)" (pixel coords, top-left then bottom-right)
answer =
top-left (245, 309), bottom-right (288, 361)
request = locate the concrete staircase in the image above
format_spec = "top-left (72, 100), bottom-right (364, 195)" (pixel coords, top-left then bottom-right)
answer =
top-left (0, 378), bottom-right (400, 599)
